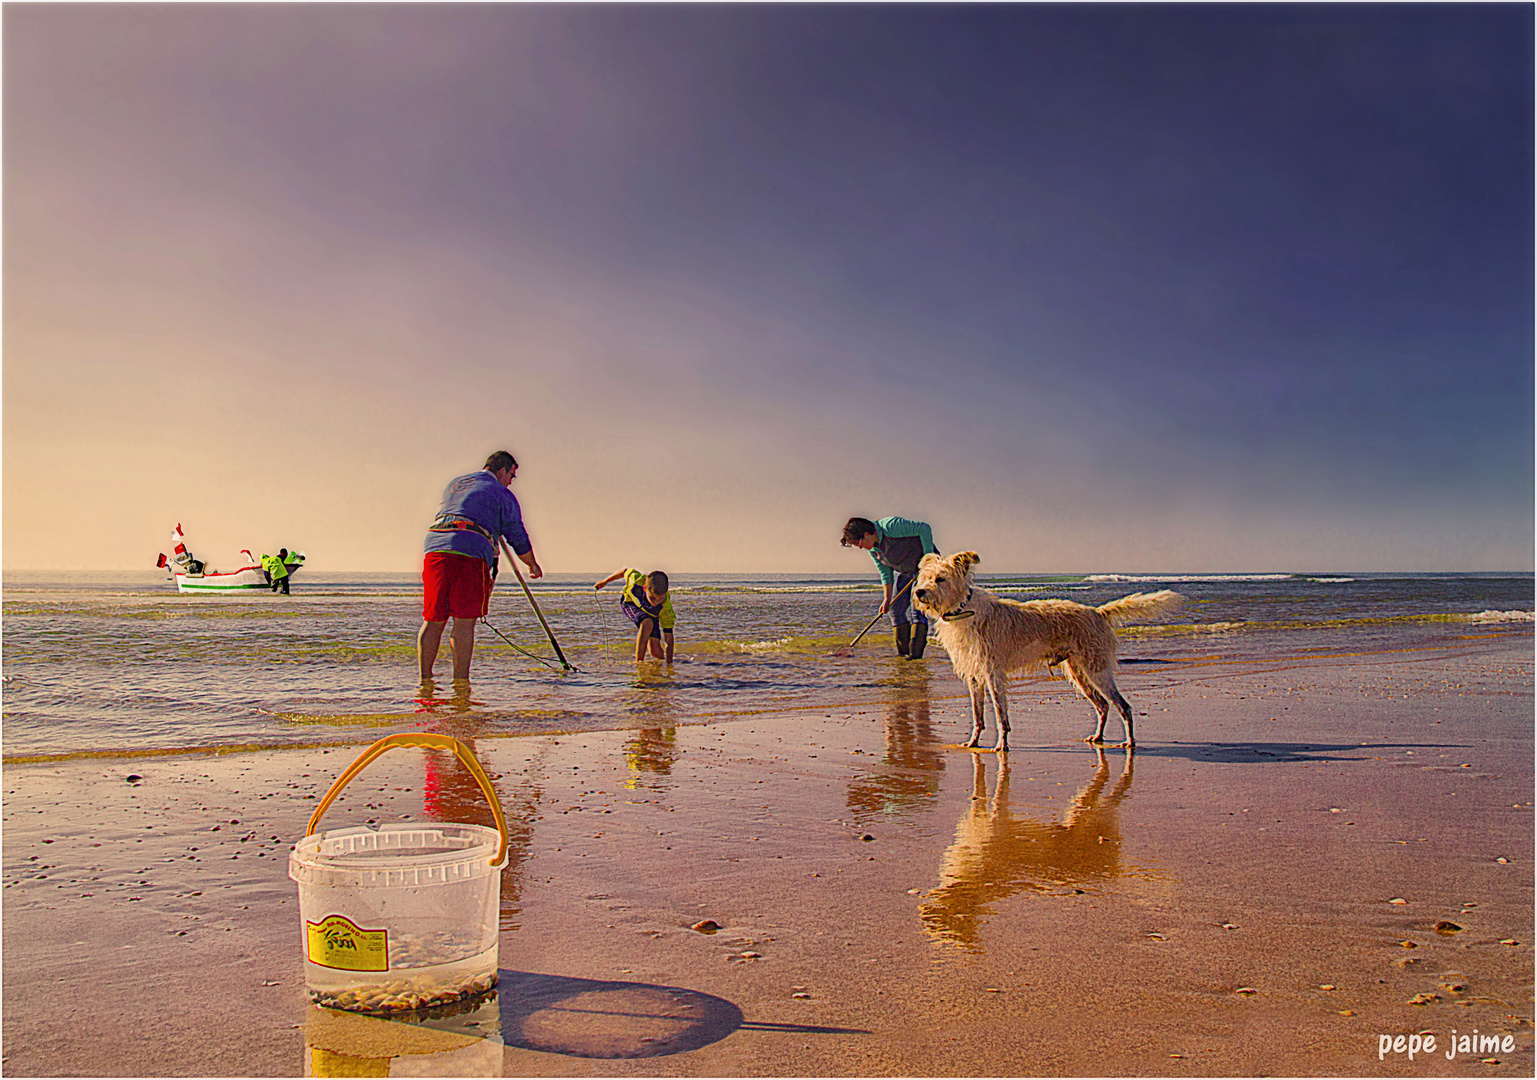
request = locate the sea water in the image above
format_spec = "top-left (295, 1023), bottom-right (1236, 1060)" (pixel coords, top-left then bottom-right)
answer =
top-left (2, 570), bottom-right (1531, 762)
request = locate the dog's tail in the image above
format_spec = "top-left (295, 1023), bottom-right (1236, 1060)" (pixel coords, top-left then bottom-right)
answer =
top-left (1098, 590), bottom-right (1183, 627)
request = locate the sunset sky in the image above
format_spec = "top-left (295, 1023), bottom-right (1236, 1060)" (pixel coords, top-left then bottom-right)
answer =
top-left (5, 5), bottom-right (1532, 573)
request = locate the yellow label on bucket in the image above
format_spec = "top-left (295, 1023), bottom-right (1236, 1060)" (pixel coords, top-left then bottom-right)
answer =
top-left (306, 915), bottom-right (388, 971)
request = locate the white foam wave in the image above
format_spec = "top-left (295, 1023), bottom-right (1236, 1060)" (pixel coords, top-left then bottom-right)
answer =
top-left (1306, 577), bottom-right (1355, 584)
top-left (1085, 573), bottom-right (1292, 584)
top-left (725, 636), bottom-right (796, 653)
top-left (1465, 610), bottom-right (1535, 623)
top-left (736, 585), bottom-right (871, 594)
top-left (1131, 620), bottom-right (1247, 634)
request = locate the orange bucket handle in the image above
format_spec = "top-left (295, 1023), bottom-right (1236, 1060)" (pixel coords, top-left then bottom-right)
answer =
top-left (305, 733), bottom-right (510, 867)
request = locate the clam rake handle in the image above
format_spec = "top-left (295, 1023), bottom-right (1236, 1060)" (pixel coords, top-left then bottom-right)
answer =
top-left (847, 580), bottom-right (915, 649)
top-left (305, 733), bottom-right (510, 867)
top-left (499, 538), bottom-right (573, 671)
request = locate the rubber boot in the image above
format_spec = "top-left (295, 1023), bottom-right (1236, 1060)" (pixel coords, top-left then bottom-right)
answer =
top-left (894, 624), bottom-right (911, 657)
top-left (909, 622), bottom-right (928, 659)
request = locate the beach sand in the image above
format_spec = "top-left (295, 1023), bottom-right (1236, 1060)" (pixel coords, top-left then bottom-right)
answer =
top-left (3, 631), bottom-right (1531, 1077)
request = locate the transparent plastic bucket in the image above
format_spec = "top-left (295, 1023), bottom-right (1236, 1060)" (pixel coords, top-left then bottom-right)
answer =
top-left (289, 733), bottom-right (510, 1014)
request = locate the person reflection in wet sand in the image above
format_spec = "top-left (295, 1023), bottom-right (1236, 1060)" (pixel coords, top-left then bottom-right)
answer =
top-left (413, 677), bottom-right (478, 717)
top-left (623, 727), bottom-right (679, 791)
top-left (420, 735), bottom-right (541, 933)
top-left (921, 748), bottom-right (1134, 949)
top-left (847, 667), bottom-right (946, 821)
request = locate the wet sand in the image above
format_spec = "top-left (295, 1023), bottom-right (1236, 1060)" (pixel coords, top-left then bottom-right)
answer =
top-left (3, 631), bottom-right (1532, 1076)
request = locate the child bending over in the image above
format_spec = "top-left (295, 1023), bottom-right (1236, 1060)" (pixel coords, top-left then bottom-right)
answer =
top-left (594, 568), bottom-right (676, 662)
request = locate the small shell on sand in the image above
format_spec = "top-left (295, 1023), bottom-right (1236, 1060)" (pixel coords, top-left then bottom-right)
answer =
top-left (1407, 993), bottom-right (1439, 1006)
top-left (1235, 987), bottom-right (1257, 996)
top-left (1389, 898), bottom-right (1408, 905)
top-left (691, 920), bottom-right (720, 933)
top-left (1434, 921), bottom-right (1463, 934)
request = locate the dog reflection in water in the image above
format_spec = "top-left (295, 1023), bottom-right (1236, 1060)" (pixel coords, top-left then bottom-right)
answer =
top-left (920, 749), bottom-right (1134, 948)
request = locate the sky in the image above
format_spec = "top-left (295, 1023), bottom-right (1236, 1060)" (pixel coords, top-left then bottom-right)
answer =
top-left (5, 4), bottom-right (1532, 574)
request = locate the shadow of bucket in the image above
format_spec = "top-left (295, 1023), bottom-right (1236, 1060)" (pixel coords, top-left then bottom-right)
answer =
top-left (497, 971), bottom-right (743, 1058)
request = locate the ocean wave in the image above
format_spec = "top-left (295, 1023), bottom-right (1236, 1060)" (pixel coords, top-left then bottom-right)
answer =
top-left (689, 635), bottom-right (813, 656)
top-left (729, 636), bottom-right (797, 652)
top-left (1466, 609), bottom-right (1536, 623)
top-left (690, 584), bottom-right (875, 594)
top-left (1128, 621), bottom-right (1248, 636)
top-left (1084, 573), bottom-right (1294, 584)
top-left (1305, 577), bottom-right (1355, 584)
top-left (1127, 610), bottom-right (1536, 635)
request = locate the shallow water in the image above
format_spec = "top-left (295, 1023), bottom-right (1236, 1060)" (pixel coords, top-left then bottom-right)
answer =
top-left (3, 569), bottom-right (1530, 760)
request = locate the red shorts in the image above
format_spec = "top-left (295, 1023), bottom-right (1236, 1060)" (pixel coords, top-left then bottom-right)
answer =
top-left (422, 552), bottom-right (492, 622)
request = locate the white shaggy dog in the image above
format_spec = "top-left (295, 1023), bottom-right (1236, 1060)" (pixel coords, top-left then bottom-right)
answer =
top-left (913, 551), bottom-right (1181, 751)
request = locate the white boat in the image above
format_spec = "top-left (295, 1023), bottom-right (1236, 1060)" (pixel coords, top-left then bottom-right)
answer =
top-left (156, 524), bottom-right (304, 593)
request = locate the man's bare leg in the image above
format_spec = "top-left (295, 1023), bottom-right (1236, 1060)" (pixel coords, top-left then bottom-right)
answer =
top-left (449, 617), bottom-right (477, 681)
top-left (418, 620), bottom-right (448, 680)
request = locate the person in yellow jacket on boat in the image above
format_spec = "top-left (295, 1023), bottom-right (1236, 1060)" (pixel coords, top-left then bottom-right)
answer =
top-left (260, 550), bottom-right (292, 595)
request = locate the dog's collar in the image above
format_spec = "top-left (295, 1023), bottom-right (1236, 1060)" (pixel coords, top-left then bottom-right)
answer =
top-left (940, 588), bottom-right (975, 621)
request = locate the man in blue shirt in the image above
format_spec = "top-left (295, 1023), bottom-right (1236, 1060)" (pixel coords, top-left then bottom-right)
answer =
top-left (418, 450), bottom-right (543, 681)
top-left (841, 516), bottom-right (939, 659)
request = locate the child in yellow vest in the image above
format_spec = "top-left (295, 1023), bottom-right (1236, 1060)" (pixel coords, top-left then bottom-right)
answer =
top-left (594, 568), bottom-right (675, 662)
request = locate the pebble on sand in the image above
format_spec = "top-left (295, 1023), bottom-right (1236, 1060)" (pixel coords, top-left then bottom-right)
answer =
top-left (1434, 921), bottom-right (1463, 934)
top-left (1407, 993), bottom-right (1439, 1006)
top-left (691, 920), bottom-right (720, 933)
top-left (1389, 897), bottom-right (1408, 905)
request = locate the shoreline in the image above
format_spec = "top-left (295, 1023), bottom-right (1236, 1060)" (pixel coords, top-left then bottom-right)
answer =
top-left (3, 632), bottom-right (1531, 1076)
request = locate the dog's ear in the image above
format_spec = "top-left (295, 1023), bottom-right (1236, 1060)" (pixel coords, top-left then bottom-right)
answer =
top-left (919, 552), bottom-right (941, 570)
top-left (953, 551), bottom-right (980, 576)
